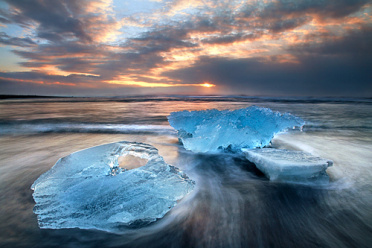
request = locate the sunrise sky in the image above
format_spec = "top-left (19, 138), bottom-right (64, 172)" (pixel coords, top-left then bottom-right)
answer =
top-left (0, 0), bottom-right (371, 96)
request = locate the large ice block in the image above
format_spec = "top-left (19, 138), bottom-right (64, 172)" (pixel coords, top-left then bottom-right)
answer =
top-left (242, 148), bottom-right (333, 182)
top-left (31, 141), bottom-right (194, 232)
top-left (168, 106), bottom-right (304, 153)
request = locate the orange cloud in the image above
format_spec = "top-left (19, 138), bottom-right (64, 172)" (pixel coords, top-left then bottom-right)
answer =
top-left (0, 76), bottom-right (76, 86)
top-left (105, 76), bottom-right (215, 88)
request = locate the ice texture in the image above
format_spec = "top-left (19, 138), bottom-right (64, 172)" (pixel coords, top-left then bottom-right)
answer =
top-left (31, 141), bottom-right (194, 232)
top-left (168, 106), bottom-right (305, 153)
top-left (242, 148), bottom-right (333, 182)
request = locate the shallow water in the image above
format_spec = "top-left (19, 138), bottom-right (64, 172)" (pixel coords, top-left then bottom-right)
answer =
top-left (0, 96), bottom-right (371, 248)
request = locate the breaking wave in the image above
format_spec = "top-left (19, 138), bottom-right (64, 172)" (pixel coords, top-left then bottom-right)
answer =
top-left (0, 123), bottom-right (175, 135)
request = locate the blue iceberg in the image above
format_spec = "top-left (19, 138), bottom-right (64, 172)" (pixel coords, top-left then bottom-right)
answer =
top-left (168, 106), bottom-right (305, 153)
top-left (31, 141), bottom-right (194, 232)
top-left (243, 148), bottom-right (333, 183)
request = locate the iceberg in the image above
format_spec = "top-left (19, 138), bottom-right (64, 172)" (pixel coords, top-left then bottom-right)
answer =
top-left (168, 106), bottom-right (304, 153)
top-left (31, 141), bottom-right (194, 232)
top-left (242, 148), bottom-right (333, 182)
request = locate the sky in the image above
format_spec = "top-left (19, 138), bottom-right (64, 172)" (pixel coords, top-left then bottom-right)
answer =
top-left (0, 0), bottom-right (371, 97)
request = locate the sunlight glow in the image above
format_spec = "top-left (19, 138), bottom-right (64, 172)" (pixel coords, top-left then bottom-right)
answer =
top-left (106, 78), bottom-right (215, 88)
top-left (201, 83), bottom-right (215, 88)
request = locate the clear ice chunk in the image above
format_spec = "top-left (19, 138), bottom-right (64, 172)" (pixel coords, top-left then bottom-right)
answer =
top-left (242, 148), bottom-right (333, 182)
top-left (31, 141), bottom-right (194, 232)
top-left (168, 106), bottom-right (304, 153)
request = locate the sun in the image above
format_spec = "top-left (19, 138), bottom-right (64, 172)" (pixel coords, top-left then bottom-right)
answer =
top-left (200, 82), bottom-right (215, 88)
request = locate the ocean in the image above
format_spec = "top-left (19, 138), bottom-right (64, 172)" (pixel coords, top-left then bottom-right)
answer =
top-left (0, 96), bottom-right (371, 248)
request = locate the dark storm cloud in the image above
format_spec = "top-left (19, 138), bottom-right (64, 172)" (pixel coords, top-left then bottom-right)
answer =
top-left (0, 16), bottom-right (10, 24)
top-left (164, 55), bottom-right (371, 96)
top-left (12, 50), bottom-right (45, 60)
top-left (0, 7), bottom-right (31, 27)
top-left (0, 71), bottom-right (101, 85)
top-left (95, 51), bottom-right (167, 79)
top-left (201, 32), bottom-right (260, 44)
top-left (55, 57), bottom-right (98, 73)
top-left (260, 0), bottom-right (370, 20)
top-left (18, 61), bottom-right (46, 68)
top-left (37, 32), bottom-right (66, 43)
top-left (163, 25), bottom-right (372, 96)
top-left (124, 14), bottom-right (231, 48)
top-left (265, 16), bottom-right (311, 33)
top-left (38, 42), bottom-right (99, 55)
top-left (131, 27), bottom-right (197, 50)
top-left (11, 41), bottom-right (108, 75)
top-left (291, 25), bottom-right (372, 57)
top-left (0, 32), bottom-right (35, 47)
top-left (2, 0), bottom-right (91, 42)
top-left (169, 0), bottom-right (369, 46)
top-left (93, 25), bottom-right (202, 78)
top-left (232, 0), bottom-right (370, 39)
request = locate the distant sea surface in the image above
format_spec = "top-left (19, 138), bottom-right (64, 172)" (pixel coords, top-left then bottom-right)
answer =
top-left (0, 96), bottom-right (371, 248)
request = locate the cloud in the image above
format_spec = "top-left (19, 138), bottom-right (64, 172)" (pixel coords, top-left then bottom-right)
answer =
top-left (260, 0), bottom-right (370, 20)
top-left (0, 0), bottom-right (371, 96)
top-left (291, 25), bottom-right (372, 57)
top-left (10, 41), bottom-right (110, 77)
top-left (0, 71), bottom-right (100, 85)
top-left (1, 0), bottom-right (119, 43)
top-left (0, 32), bottom-right (35, 47)
top-left (162, 54), bottom-right (371, 96)
top-left (2, 0), bottom-right (91, 42)
top-left (161, 22), bottom-right (372, 96)
top-left (201, 32), bottom-right (260, 45)
top-left (0, 76), bottom-right (144, 96)
top-left (0, 16), bottom-right (11, 24)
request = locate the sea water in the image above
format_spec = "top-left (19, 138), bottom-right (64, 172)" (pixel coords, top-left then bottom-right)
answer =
top-left (0, 96), bottom-right (371, 248)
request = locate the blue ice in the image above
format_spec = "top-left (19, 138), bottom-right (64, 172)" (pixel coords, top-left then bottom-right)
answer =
top-left (243, 148), bottom-right (333, 183)
top-left (31, 141), bottom-right (194, 232)
top-left (168, 106), bottom-right (305, 153)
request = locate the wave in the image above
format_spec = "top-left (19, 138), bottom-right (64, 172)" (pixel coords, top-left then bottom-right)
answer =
top-left (303, 124), bottom-right (372, 131)
top-left (0, 123), bottom-right (176, 135)
top-left (1, 95), bottom-right (372, 105)
top-left (2, 122), bottom-right (371, 136)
